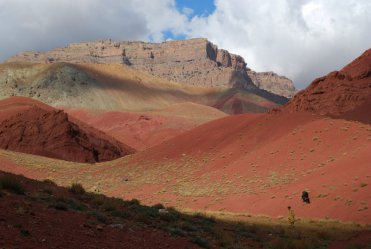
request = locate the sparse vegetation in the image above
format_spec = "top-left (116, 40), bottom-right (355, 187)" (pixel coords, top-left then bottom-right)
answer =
top-left (69, 183), bottom-right (85, 195)
top-left (0, 174), bottom-right (25, 195)
top-left (191, 237), bottom-right (210, 248)
top-left (0, 171), bottom-right (370, 249)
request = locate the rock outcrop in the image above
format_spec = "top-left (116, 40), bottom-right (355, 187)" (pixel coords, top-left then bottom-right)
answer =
top-left (282, 49), bottom-right (371, 123)
top-left (7, 38), bottom-right (296, 97)
top-left (0, 97), bottom-right (135, 162)
top-left (247, 70), bottom-right (296, 98)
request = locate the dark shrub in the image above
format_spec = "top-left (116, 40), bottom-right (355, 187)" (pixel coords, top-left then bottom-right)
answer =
top-left (191, 237), bottom-right (210, 248)
top-left (111, 210), bottom-right (131, 219)
top-left (43, 179), bottom-right (57, 185)
top-left (69, 183), bottom-right (85, 195)
top-left (53, 202), bottom-right (68, 211)
top-left (88, 211), bottom-right (107, 223)
top-left (0, 175), bottom-right (25, 195)
top-left (128, 198), bottom-right (140, 206)
top-left (152, 203), bottom-right (165, 209)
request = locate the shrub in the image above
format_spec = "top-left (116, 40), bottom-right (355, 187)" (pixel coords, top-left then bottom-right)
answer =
top-left (346, 243), bottom-right (365, 249)
top-left (42, 187), bottom-right (53, 195)
top-left (68, 199), bottom-right (87, 211)
top-left (52, 202), bottom-right (68, 211)
top-left (69, 183), bottom-right (85, 195)
top-left (168, 226), bottom-right (187, 237)
top-left (20, 229), bottom-right (31, 237)
top-left (191, 237), bottom-right (210, 248)
top-left (128, 198), bottom-right (140, 206)
top-left (111, 210), bottom-right (131, 219)
top-left (43, 179), bottom-right (56, 185)
top-left (90, 194), bottom-right (105, 206)
top-left (152, 203), bottom-right (165, 209)
top-left (88, 211), bottom-right (107, 223)
top-left (0, 175), bottom-right (25, 195)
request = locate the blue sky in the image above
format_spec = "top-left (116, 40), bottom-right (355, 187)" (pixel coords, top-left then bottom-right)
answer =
top-left (176, 0), bottom-right (216, 18)
top-left (162, 0), bottom-right (216, 41)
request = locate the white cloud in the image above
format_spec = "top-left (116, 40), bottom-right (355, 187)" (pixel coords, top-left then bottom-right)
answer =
top-left (181, 7), bottom-right (194, 17)
top-left (0, 0), bottom-right (188, 60)
top-left (0, 0), bottom-right (370, 89)
top-left (186, 0), bottom-right (371, 88)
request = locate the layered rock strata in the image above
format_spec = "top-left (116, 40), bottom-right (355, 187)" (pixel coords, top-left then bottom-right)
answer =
top-left (7, 38), bottom-right (296, 97)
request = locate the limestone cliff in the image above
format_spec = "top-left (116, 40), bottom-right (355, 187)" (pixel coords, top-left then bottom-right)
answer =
top-left (7, 38), bottom-right (296, 97)
top-left (247, 70), bottom-right (296, 98)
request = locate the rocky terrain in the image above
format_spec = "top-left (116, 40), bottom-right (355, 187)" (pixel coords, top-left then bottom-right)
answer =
top-left (0, 97), bottom-right (134, 163)
top-left (283, 49), bottom-right (371, 123)
top-left (7, 38), bottom-right (296, 98)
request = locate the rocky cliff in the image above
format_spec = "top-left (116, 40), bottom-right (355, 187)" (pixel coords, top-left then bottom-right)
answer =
top-left (7, 38), bottom-right (296, 97)
top-left (282, 49), bottom-right (371, 123)
top-left (247, 70), bottom-right (296, 98)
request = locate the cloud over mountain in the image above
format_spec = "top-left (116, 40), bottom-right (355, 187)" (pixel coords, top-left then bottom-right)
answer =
top-left (0, 0), bottom-right (370, 88)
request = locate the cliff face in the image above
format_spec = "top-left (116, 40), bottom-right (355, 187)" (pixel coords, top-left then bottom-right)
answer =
top-left (7, 38), bottom-right (295, 97)
top-left (247, 70), bottom-right (297, 98)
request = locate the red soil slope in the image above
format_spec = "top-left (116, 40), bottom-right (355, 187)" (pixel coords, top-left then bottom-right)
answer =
top-left (64, 103), bottom-right (226, 151)
top-left (0, 111), bottom-right (369, 223)
top-left (65, 109), bottom-right (193, 151)
top-left (0, 97), bottom-right (134, 163)
top-left (111, 112), bottom-right (370, 223)
top-left (284, 49), bottom-right (371, 123)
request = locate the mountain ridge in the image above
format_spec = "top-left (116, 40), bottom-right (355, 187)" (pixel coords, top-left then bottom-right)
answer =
top-left (7, 38), bottom-right (296, 98)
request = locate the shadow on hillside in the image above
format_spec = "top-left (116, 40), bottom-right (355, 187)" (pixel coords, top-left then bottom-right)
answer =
top-left (0, 170), bottom-right (369, 249)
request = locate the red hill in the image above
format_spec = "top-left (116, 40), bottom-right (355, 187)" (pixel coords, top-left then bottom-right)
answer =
top-left (284, 49), bottom-right (371, 123)
top-left (0, 97), bottom-right (134, 163)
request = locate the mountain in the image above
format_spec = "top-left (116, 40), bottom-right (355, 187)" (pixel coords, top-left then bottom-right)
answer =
top-left (6, 38), bottom-right (296, 98)
top-left (0, 49), bottom-right (370, 225)
top-left (0, 62), bottom-right (287, 114)
top-left (283, 49), bottom-right (371, 123)
top-left (0, 97), bottom-right (134, 163)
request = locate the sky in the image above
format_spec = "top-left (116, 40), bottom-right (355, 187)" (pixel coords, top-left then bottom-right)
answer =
top-left (0, 0), bottom-right (370, 89)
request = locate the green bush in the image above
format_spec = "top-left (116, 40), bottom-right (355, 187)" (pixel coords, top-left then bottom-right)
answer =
top-left (69, 183), bottom-right (85, 195)
top-left (0, 175), bottom-right (25, 195)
